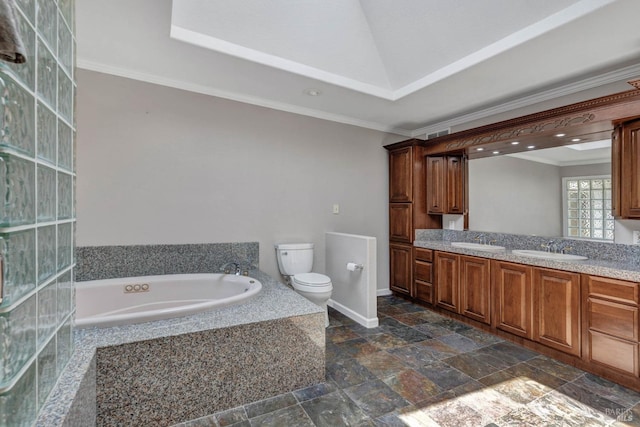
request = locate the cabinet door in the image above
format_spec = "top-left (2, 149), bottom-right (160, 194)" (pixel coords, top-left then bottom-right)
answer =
top-left (459, 255), bottom-right (490, 324)
top-left (390, 244), bottom-right (412, 295)
top-left (492, 261), bottom-right (533, 339)
top-left (446, 156), bottom-right (465, 214)
top-left (389, 203), bottom-right (412, 243)
top-left (435, 252), bottom-right (459, 313)
top-left (389, 147), bottom-right (413, 203)
top-left (619, 119), bottom-right (640, 218)
top-left (533, 268), bottom-right (581, 356)
top-left (426, 156), bottom-right (445, 214)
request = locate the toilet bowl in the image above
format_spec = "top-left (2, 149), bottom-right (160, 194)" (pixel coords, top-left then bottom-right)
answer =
top-left (274, 243), bottom-right (333, 327)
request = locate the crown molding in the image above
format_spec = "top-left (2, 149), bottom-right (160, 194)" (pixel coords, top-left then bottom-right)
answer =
top-left (76, 59), bottom-right (413, 137)
top-left (411, 62), bottom-right (640, 138)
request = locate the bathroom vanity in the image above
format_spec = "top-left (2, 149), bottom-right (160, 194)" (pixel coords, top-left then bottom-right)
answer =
top-left (385, 88), bottom-right (640, 391)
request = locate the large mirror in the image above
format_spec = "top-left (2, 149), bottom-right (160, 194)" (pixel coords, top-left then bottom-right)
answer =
top-left (468, 139), bottom-right (611, 239)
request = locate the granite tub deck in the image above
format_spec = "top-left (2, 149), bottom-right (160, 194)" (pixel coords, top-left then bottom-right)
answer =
top-left (36, 270), bottom-right (325, 427)
top-left (414, 240), bottom-right (640, 282)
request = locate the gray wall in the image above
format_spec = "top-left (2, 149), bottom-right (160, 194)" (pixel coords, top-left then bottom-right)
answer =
top-left (76, 70), bottom-right (398, 290)
top-left (469, 156), bottom-right (562, 236)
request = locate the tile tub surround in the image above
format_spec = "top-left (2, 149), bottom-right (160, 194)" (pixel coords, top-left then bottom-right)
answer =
top-left (415, 229), bottom-right (640, 282)
top-left (75, 242), bottom-right (259, 282)
top-left (35, 269), bottom-right (324, 426)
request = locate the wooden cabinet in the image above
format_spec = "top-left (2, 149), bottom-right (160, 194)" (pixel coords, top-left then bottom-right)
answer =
top-left (389, 147), bottom-right (413, 203)
top-left (434, 252), bottom-right (490, 324)
top-left (390, 243), bottom-right (412, 295)
top-left (492, 261), bottom-right (533, 339)
top-left (414, 248), bottom-right (433, 305)
top-left (389, 204), bottom-right (412, 243)
top-left (613, 118), bottom-right (640, 218)
top-left (533, 268), bottom-right (581, 357)
top-left (426, 155), bottom-right (466, 215)
top-left (435, 251), bottom-right (459, 312)
top-left (459, 255), bottom-right (491, 324)
top-left (583, 275), bottom-right (639, 376)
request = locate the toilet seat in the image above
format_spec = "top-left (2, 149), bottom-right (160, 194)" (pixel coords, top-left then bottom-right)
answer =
top-left (293, 273), bottom-right (332, 293)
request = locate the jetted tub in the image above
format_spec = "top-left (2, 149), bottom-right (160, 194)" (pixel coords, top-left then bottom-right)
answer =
top-left (75, 273), bottom-right (262, 328)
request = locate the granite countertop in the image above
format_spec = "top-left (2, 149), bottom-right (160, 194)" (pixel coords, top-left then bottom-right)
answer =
top-left (36, 269), bottom-right (322, 426)
top-left (415, 240), bottom-right (640, 282)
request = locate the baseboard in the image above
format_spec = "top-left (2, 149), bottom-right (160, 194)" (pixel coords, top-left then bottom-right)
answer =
top-left (327, 299), bottom-right (379, 328)
top-left (376, 288), bottom-right (393, 297)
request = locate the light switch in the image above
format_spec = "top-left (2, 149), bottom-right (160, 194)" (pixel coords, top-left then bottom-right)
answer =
top-left (333, 204), bottom-right (340, 214)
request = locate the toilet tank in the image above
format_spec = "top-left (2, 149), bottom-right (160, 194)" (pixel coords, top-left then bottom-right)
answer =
top-left (275, 243), bottom-right (314, 275)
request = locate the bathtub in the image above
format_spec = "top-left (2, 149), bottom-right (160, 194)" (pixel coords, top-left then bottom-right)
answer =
top-left (75, 273), bottom-right (262, 329)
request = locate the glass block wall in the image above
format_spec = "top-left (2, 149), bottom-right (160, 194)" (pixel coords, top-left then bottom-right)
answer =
top-left (0, 0), bottom-right (76, 425)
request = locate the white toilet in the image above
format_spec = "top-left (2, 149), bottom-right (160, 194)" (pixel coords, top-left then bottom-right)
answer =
top-left (275, 243), bottom-right (333, 327)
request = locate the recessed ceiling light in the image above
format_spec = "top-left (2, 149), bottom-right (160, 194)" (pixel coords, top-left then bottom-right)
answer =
top-left (511, 141), bottom-right (520, 145)
top-left (571, 138), bottom-right (581, 142)
top-left (527, 145), bottom-right (535, 149)
top-left (304, 88), bottom-right (322, 96)
top-left (492, 151), bottom-right (500, 154)
top-left (476, 147), bottom-right (484, 151)
top-left (555, 133), bottom-right (566, 137)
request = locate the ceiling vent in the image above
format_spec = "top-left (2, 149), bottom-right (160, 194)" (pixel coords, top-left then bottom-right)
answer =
top-left (427, 129), bottom-right (450, 139)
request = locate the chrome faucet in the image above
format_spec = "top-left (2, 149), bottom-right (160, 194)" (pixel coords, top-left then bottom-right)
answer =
top-left (541, 240), bottom-right (557, 253)
top-left (221, 262), bottom-right (241, 275)
top-left (474, 233), bottom-right (487, 245)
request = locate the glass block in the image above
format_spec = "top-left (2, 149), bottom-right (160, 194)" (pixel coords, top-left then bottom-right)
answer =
top-left (580, 211), bottom-right (590, 219)
top-left (592, 200), bottom-right (603, 210)
top-left (56, 316), bottom-right (72, 375)
top-left (568, 191), bottom-right (578, 199)
top-left (37, 279), bottom-right (56, 346)
top-left (568, 201), bottom-right (578, 209)
top-left (591, 190), bottom-right (603, 200)
top-left (0, 10), bottom-right (36, 90)
top-left (37, 164), bottom-right (55, 221)
top-left (593, 229), bottom-right (603, 238)
top-left (0, 153), bottom-right (35, 227)
top-left (36, 101), bottom-right (56, 163)
top-left (58, 12), bottom-right (72, 75)
top-left (37, 225), bottom-right (55, 284)
top-left (594, 219), bottom-right (603, 229)
top-left (36, 41), bottom-right (56, 108)
top-left (606, 230), bottom-right (615, 240)
top-left (0, 73), bottom-right (36, 156)
top-left (57, 120), bottom-right (72, 171)
top-left (58, 0), bottom-right (73, 32)
top-left (36, 0), bottom-right (57, 52)
top-left (605, 200), bottom-right (612, 210)
top-left (604, 190), bottom-right (612, 200)
top-left (57, 68), bottom-right (72, 122)
top-left (581, 229), bottom-right (591, 238)
top-left (568, 228), bottom-right (578, 237)
top-left (568, 210), bottom-right (577, 219)
top-left (566, 180), bottom-right (578, 190)
top-left (0, 229), bottom-right (36, 307)
top-left (15, 0), bottom-right (35, 24)
top-left (581, 219), bottom-right (591, 228)
top-left (57, 222), bottom-right (71, 271)
top-left (57, 172), bottom-right (72, 219)
top-left (606, 220), bottom-right (615, 230)
top-left (37, 337), bottom-right (56, 408)
top-left (606, 211), bottom-right (614, 220)
top-left (0, 360), bottom-right (36, 427)
top-left (592, 210), bottom-right (603, 219)
top-left (579, 180), bottom-right (590, 190)
top-left (579, 191), bottom-right (589, 199)
top-left (568, 219), bottom-right (578, 228)
top-left (0, 294), bottom-right (36, 386)
top-left (591, 180), bottom-right (603, 190)
top-left (580, 200), bottom-right (590, 210)
top-left (604, 179), bottom-right (612, 189)
top-left (57, 270), bottom-right (71, 322)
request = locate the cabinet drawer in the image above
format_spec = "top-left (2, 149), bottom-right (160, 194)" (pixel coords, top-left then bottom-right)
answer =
top-left (415, 260), bottom-right (432, 283)
top-left (415, 280), bottom-right (432, 304)
top-left (588, 330), bottom-right (639, 376)
top-left (415, 248), bottom-right (433, 262)
top-left (586, 276), bottom-right (639, 305)
top-left (588, 298), bottom-right (638, 341)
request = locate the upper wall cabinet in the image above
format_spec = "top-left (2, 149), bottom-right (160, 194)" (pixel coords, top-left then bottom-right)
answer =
top-left (426, 155), bottom-right (466, 215)
top-left (389, 147), bottom-right (413, 203)
top-left (614, 118), bottom-right (640, 218)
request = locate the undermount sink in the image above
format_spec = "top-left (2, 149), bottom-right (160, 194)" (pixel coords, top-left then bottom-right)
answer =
top-left (450, 242), bottom-right (506, 252)
top-left (511, 249), bottom-right (588, 261)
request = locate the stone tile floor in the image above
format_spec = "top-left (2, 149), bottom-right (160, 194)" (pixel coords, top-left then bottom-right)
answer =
top-left (177, 296), bottom-right (640, 426)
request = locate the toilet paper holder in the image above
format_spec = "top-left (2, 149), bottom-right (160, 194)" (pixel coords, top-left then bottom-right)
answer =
top-left (346, 262), bottom-right (364, 271)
